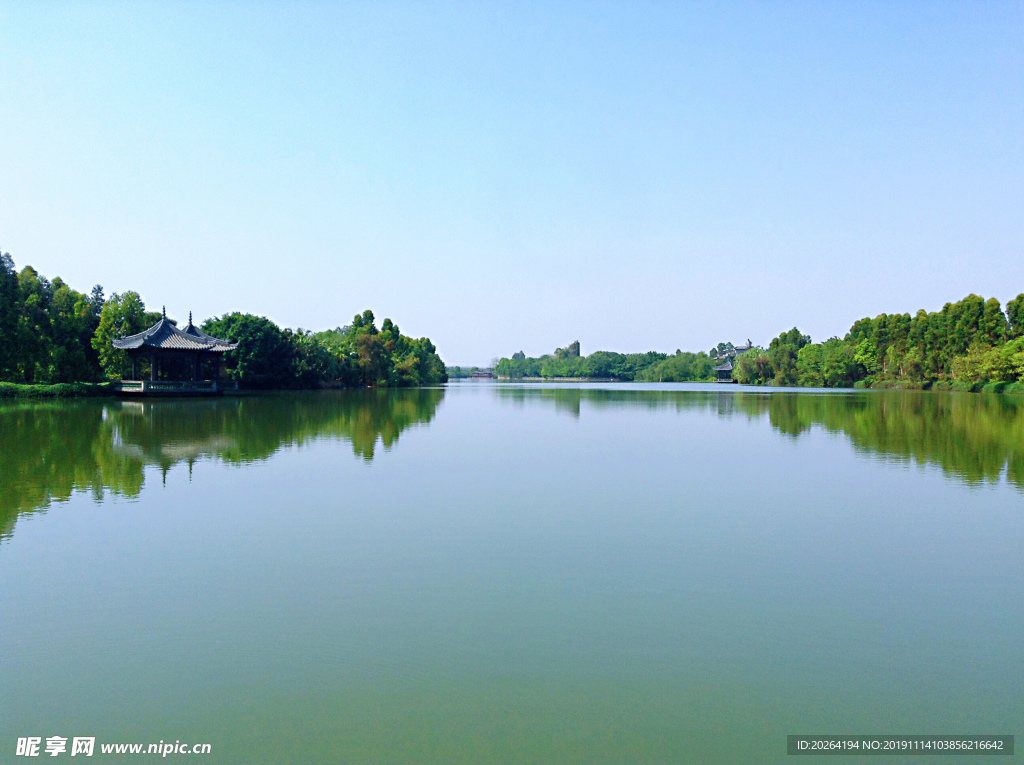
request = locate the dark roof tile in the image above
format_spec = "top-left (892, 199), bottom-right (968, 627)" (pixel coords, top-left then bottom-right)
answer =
top-left (112, 317), bottom-right (237, 352)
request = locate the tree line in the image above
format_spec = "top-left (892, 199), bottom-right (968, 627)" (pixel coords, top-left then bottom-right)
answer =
top-left (496, 339), bottom-right (718, 382)
top-left (733, 293), bottom-right (1024, 391)
top-left (0, 250), bottom-right (447, 389)
top-left (495, 292), bottom-right (1024, 392)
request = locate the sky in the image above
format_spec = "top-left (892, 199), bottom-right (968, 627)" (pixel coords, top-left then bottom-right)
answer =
top-left (1, 1), bottom-right (1022, 365)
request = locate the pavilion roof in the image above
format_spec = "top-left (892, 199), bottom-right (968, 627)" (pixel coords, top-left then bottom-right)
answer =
top-left (713, 360), bottom-right (733, 372)
top-left (112, 313), bottom-right (237, 352)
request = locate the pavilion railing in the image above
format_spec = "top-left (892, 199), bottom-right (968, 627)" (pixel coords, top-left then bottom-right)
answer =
top-left (116, 380), bottom-right (238, 394)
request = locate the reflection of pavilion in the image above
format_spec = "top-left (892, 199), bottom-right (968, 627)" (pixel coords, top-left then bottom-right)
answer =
top-left (113, 310), bottom-right (237, 396)
top-left (109, 399), bottom-right (242, 481)
top-left (1, 389), bottom-right (446, 541)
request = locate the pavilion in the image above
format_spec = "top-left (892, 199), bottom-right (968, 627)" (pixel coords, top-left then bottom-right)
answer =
top-left (112, 309), bottom-right (237, 395)
top-left (713, 360), bottom-right (735, 382)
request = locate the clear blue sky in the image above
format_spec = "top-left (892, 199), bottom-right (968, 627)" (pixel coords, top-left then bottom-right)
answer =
top-left (1, 1), bottom-right (1021, 365)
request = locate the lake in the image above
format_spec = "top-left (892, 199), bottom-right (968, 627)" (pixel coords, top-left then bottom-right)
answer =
top-left (2, 383), bottom-right (1021, 763)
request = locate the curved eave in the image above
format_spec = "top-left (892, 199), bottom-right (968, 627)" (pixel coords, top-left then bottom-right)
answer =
top-left (111, 317), bottom-right (237, 351)
top-left (113, 340), bottom-right (237, 351)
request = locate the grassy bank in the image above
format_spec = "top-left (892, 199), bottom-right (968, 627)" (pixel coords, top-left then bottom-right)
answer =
top-left (0, 381), bottom-right (116, 398)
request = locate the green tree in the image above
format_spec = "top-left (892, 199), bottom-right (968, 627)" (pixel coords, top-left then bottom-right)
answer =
top-left (201, 313), bottom-right (297, 388)
top-left (979, 297), bottom-right (1008, 346)
top-left (46, 278), bottom-right (100, 382)
top-left (16, 266), bottom-right (54, 382)
top-left (796, 338), bottom-right (861, 387)
top-left (92, 292), bottom-right (151, 379)
top-left (732, 348), bottom-right (772, 385)
top-left (767, 328), bottom-right (810, 386)
top-left (555, 340), bottom-right (581, 359)
top-left (0, 251), bottom-right (21, 380)
top-left (1006, 294), bottom-right (1024, 339)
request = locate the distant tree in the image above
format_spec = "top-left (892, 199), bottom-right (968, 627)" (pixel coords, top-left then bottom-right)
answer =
top-left (635, 351), bottom-right (715, 382)
top-left (1006, 294), bottom-right (1024, 339)
top-left (712, 341), bottom-right (735, 359)
top-left (555, 340), bottom-right (581, 359)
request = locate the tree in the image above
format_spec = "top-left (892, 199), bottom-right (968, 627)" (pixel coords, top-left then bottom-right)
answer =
top-left (356, 332), bottom-right (392, 385)
top-left (16, 266), bottom-right (54, 382)
top-left (0, 251), bottom-right (21, 380)
top-left (797, 338), bottom-right (861, 388)
top-left (767, 328), bottom-right (810, 386)
top-left (92, 292), bottom-right (150, 379)
top-left (201, 313), bottom-right (296, 388)
top-left (1006, 294), bottom-right (1024, 339)
top-left (47, 278), bottom-right (99, 382)
top-left (555, 340), bottom-right (581, 359)
top-left (979, 297), bottom-right (1008, 346)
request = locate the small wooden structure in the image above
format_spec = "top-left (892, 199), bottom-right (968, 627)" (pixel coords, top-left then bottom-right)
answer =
top-left (113, 309), bottom-right (237, 396)
top-left (713, 360), bottom-right (735, 382)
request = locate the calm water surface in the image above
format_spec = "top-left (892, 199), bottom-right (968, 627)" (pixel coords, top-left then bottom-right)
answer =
top-left (2, 384), bottom-right (1022, 763)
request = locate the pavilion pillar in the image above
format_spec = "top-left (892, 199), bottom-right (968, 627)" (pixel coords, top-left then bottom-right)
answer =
top-left (131, 355), bottom-right (137, 381)
top-left (194, 352), bottom-right (199, 381)
top-left (150, 352), bottom-right (156, 381)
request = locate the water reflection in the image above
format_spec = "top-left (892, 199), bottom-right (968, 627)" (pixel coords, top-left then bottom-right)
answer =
top-left (494, 387), bottom-right (1024, 489)
top-left (0, 389), bottom-right (444, 539)
top-left (4, 387), bottom-right (1021, 542)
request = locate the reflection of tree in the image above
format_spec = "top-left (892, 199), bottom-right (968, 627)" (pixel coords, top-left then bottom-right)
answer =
top-left (493, 387), bottom-right (1024, 490)
top-left (494, 386), bottom-right (773, 419)
top-left (760, 391), bottom-right (1024, 489)
top-left (0, 389), bottom-right (444, 540)
top-left (0, 400), bottom-right (145, 539)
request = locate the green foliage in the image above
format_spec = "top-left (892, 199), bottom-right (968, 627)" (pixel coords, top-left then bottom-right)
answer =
top-left (495, 293), bottom-right (1024, 393)
top-left (766, 328), bottom-right (810, 386)
top-left (635, 351), bottom-right (714, 382)
top-left (495, 353), bottom-right (542, 378)
top-left (496, 344), bottom-right (670, 380)
top-left (447, 366), bottom-right (494, 378)
top-left (202, 313), bottom-right (300, 389)
top-left (842, 294), bottom-right (1024, 388)
top-left (92, 292), bottom-right (150, 380)
top-left (0, 251), bottom-right (22, 380)
top-left (796, 338), bottom-right (861, 388)
top-left (554, 340), bottom-right (581, 359)
top-left (0, 389), bottom-right (445, 538)
top-left (0, 255), bottom-right (108, 384)
top-left (732, 347), bottom-right (773, 385)
top-left (1006, 294), bottom-right (1024, 338)
top-left (0, 381), bottom-right (114, 398)
top-left (313, 311), bottom-right (447, 387)
top-left (0, 251), bottom-right (448, 391)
